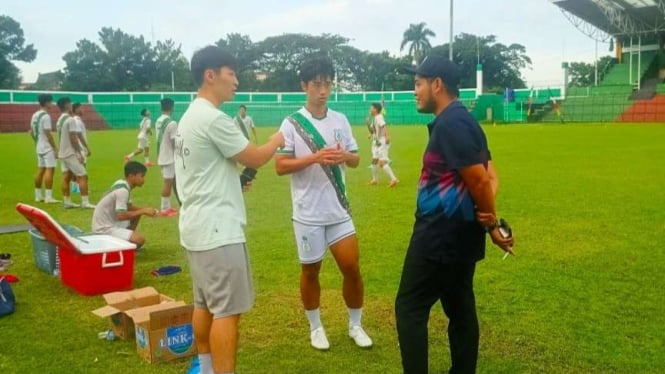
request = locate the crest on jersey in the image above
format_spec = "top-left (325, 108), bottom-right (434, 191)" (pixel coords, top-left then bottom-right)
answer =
top-left (333, 129), bottom-right (343, 142)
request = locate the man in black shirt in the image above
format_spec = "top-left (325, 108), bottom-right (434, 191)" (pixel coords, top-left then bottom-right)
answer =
top-left (395, 56), bottom-right (515, 374)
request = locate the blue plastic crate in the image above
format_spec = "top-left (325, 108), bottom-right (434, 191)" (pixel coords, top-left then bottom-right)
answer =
top-left (29, 225), bottom-right (84, 276)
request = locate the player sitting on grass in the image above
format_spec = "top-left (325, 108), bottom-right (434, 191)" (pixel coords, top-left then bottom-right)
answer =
top-left (91, 161), bottom-right (158, 249)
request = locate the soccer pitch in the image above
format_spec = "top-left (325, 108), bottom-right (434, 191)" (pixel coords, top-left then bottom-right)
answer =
top-left (1, 123), bottom-right (664, 373)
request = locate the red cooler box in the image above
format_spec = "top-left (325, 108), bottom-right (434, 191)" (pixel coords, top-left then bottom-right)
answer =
top-left (16, 203), bottom-right (137, 296)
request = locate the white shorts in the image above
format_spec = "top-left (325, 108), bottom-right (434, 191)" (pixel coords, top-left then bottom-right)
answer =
top-left (137, 138), bottom-right (149, 149)
top-left (160, 163), bottom-right (175, 179)
top-left (60, 155), bottom-right (87, 177)
top-left (371, 139), bottom-right (390, 161)
top-left (293, 219), bottom-right (356, 264)
top-left (37, 150), bottom-right (57, 168)
top-left (95, 221), bottom-right (132, 241)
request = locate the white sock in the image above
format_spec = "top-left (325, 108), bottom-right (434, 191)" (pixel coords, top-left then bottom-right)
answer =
top-left (45, 189), bottom-right (53, 199)
top-left (82, 195), bottom-right (89, 205)
top-left (371, 164), bottom-right (379, 181)
top-left (199, 353), bottom-right (212, 374)
top-left (348, 308), bottom-right (362, 328)
top-left (161, 196), bottom-right (170, 211)
top-left (305, 308), bottom-right (322, 331)
top-left (382, 164), bottom-right (397, 181)
top-left (35, 188), bottom-right (42, 200)
top-left (145, 157), bottom-right (150, 163)
top-left (126, 153), bottom-right (133, 158)
top-left (64, 195), bottom-right (72, 204)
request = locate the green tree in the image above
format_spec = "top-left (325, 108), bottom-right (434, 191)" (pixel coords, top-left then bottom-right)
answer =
top-left (62, 28), bottom-right (192, 91)
top-left (0, 15), bottom-right (37, 88)
top-left (400, 22), bottom-right (436, 64)
top-left (216, 33), bottom-right (261, 91)
top-left (567, 56), bottom-right (616, 87)
top-left (429, 33), bottom-right (532, 90)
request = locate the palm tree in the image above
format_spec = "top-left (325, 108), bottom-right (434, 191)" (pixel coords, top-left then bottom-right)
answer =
top-left (400, 22), bottom-right (436, 64)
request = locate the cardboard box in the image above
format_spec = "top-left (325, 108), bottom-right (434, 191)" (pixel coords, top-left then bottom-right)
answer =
top-left (92, 287), bottom-right (174, 340)
top-left (127, 302), bottom-right (196, 363)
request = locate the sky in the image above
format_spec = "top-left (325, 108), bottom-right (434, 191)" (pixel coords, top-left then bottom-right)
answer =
top-left (4, 0), bottom-right (613, 88)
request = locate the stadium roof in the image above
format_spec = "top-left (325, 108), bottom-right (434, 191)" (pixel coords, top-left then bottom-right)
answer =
top-left (551, 0), bottom-right (665, 41)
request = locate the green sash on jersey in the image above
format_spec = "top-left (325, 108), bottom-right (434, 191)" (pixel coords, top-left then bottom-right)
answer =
top-left (287, 111), bottom-right (350, 214)
top-left (56, 114), bottom-right (70, 141)
top-left (31, 111), bottom-right (47, 143)
top-left (156, 116), bottom-right (173, 156)
top-left (235, 116), bottom-right (250, 140)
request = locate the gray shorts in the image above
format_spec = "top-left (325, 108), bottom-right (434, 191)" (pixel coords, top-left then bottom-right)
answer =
top-left (186, 243), bottom-right (254, 319)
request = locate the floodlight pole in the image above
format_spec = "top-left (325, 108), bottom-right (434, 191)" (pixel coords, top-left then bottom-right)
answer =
top-left (449, 0), bottom-right (454, 61)
top-left (595, 39), bottom-right (598, 86)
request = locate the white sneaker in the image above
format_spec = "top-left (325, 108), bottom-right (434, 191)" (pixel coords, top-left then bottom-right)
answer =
top-left (35, 197), bottom-right (44, 202)
top-left (310, 327), bottom-right (330, 350)
top-left (64, 202), bottom-right (80, 209)
top-left (349, 325), bottom-right (373, 348)
top-left (44, 198), bottom-right (61, 204)
top-left (81, 203), bottom-right (96, 209)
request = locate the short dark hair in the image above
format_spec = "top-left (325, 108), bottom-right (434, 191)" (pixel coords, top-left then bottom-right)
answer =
top-left (371, 103), bottom-right (382, 113)
top-left (72, 102), bottom-right (82, 112)
top-left (56, 97), bottom-right (71, 111)
top-left (191, 45), bottom-right (238, 87)
top-left (38, 94), bottom-right (53, 106)
top-left (124, 161), bottom-right (147, 177)
top-left (161, 98), bottom-right (174, 112)
top-left (299, 56), bottom-right (335, 83)
top-left (140, 108), bottom-right (149, 117)
top-left (238, 104), bottom-right (246, 110)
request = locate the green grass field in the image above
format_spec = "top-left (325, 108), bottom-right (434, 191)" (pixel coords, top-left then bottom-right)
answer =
top-left (0, 123), bottom-right (664, 373)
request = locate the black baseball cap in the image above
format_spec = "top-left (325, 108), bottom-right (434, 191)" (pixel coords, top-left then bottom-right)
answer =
top-left (401, 55), bottom-right (460, 92)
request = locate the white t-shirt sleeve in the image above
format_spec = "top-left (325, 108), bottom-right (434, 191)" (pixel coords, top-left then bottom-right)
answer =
top-left (248, 116), bottom-right (255, 128)
top-left (376, 115), bottom-right (386, 128)
top-left (277, 118), bottom-right (295, 154)
top-left (208, 115), bottom-right (249, 158)
top-left (167, 121), bottom-right (177, 140)
top-left (41, 115), bottom-right (52, 132)
top-left (343, 116), bottom-right (358, 152)
top-left (115, 189), bottom-right (130, 212)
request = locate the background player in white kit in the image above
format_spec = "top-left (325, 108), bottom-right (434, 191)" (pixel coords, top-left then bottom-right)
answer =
top-left (275, 56), bottom-right (373, 351)
top-left (30, 93), bottom-right (60, 203)
top-left (124, 108), bottom-right (154, 166)
top-left (71, 102), bottom-right (91, 194)
top-left (154, 98), bottom-right (178, 217)
top-left (56, 97), bottom-right (94, 209)
top-left (234, 104), bottom-right (257, 143)
top-left (368, 102), bottom-right (399, 187)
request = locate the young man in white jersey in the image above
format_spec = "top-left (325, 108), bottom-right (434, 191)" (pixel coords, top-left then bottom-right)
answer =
top-left (368, 102), bottom-right (399, 187)
top-left (275, 56), bottom-right (373, 350)
top-left (56, 97), bottom-right (94, 209)
top-left (92, 161), bottom-right (158, 248)
top-left (30, 94), bottom-right (60, 203)
top-left (234, 104), bottom-right (257, 143)
top-left (124, 109), bottom-right (154, 166)
top-left (71, 103), bottom-right (91, 194)
top-left (175, 45), bottom-right (284, 374)
top-left (155, 97), bottom-right (178, 217)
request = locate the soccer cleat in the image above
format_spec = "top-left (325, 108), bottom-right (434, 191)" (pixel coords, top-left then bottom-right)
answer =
top-left (124, 156), bottom-right (130, 162)
top-left (44, 198), bottom-right (61, 204)
top-left (349, 325), bottom-right (373, 348)
top-left (63, 202), bottom-right (80, 209)
top-left (159, 208), bottom-right (178, 217)
top-left (310, 327), bottom-right (330, 350)
top-left (81, 203), bottom-right (96, 209)
top-left (367, 179), bottom-right (378, 185)
top-left (388, 179), bottom-right (400, 188)
top-left (145, 161), bottom-right (155, 167)
top-left (35, 197), bottom-right (44, 203)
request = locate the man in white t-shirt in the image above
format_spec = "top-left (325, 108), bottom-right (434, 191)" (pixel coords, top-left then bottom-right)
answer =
top-left (275, 56), bottom-right (373, 351)
top-left (368, 102), bottom-right (399, 187)
top-left (124, 109), bottom-right (154, 166)
top-left (155, 97), bottom-right (178, 217)
top-left (30, 94), bottom-right (60, 203)
top-left (175, 45), bottom-right (284, 374)
top-left (234, 104), bottom-right (257, 143)
top-left (56, 97), bottom-right (94, 209)
top-left (92, 161), bottom-right (158, 248)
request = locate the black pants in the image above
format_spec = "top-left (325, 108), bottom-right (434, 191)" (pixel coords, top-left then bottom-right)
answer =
top-left (395, 253), bottom-right (479, 374)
